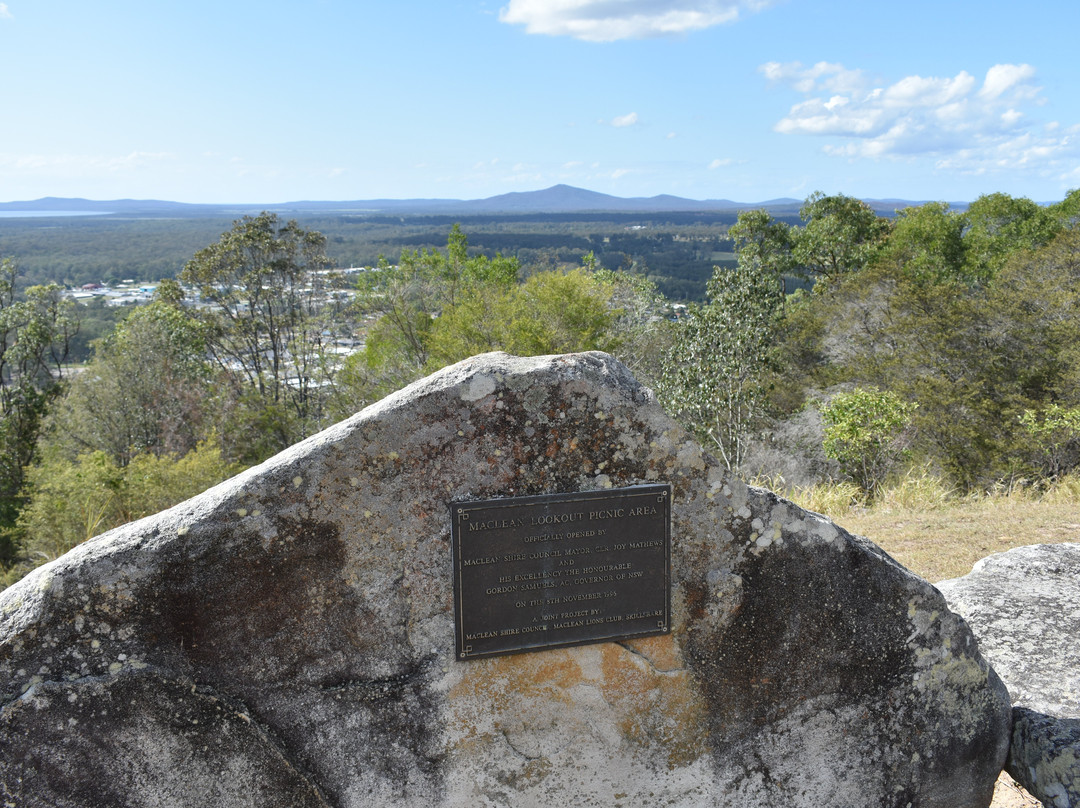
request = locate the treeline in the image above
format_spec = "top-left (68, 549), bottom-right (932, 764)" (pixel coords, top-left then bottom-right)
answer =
top-left (662, 189), bottom-right (1080, 498)
top-left (2, 189), bottom-right (1080, 589)
top-left (0, 215), bottom-right (670, 587)
top-left (2, 212), bottom-right (746, 301)
top-left (0, 217), bottom-right (236, 288)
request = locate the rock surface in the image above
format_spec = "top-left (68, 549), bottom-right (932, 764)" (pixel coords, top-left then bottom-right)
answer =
top-left (1, 352), bottom-right (1011, 808)
top-left (1009, 709), bottom-right (1080, 808)
top-left (939, 543), bottom-right (1080, 808)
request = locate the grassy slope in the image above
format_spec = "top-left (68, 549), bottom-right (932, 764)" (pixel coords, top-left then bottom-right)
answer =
top-left (784, 479), bottom-right (1080, 582)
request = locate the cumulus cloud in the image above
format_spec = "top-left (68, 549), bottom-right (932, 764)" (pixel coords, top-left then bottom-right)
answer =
top-left (978, 63), bottom-right (1039, 101)
top-left (611, 112), bottom-right (639, 127)
top-left (764, 61), bottom-right (1077, 177)
top-left (0, 4), bottom-right (12, 19)
top-left (499, 0), bottom-right (777, 42)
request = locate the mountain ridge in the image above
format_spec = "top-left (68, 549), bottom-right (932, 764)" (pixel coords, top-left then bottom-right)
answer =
top-left (0, 186), bottom-right (961, 217)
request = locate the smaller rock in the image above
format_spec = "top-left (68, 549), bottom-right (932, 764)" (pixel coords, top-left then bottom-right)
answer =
top-left (1009, 708), bottom-right (1080, 808)
top-left (938, 543), bottom-right (1080, 807)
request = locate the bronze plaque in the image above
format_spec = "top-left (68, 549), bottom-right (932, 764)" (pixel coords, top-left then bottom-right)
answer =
top-left (450, 484), bottom-right (671, 660)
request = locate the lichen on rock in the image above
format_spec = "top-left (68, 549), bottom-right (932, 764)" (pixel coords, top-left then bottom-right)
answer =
top-left (0, 352), bottom-right (1011, 808)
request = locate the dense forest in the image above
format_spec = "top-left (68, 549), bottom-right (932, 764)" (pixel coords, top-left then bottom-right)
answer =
top-left (0, 210), bottom-right (758, 302)
top-left (1, 189), bottom-right (1079, 589)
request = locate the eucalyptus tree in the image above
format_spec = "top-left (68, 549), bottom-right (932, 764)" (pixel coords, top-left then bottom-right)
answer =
top-left (0, 256), bottom-right (77, 563)
top-left (180, 213), bottom-right (336, 454)
top-left (874, 202), bottom-right (967, 285)
top-left (347, 225), bottom-right (520, 404)
top-left (961, 192), bottom-right (1061, 283)
top-left (42, 300), bottom-right (211, 467)
top-left (424, 267), bottom-right (616, 369)
top-left (659, 257), bottom-right (784, 471)
top-left (727, 208), bottom-right (796, 289)
top-left (793, 192), bottom-right (892, 283)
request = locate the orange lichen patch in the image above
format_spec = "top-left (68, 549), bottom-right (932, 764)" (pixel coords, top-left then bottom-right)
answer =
top-left (448, 650), bottom-right (587, 740)
top-left (448, 643), bottom-right (709, 771)
top-left (623, 633), bottom-right (682, 671)
top-left (599, 643), bottom-right (709, 768)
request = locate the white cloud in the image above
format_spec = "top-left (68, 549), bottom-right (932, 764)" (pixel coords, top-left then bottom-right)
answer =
top-left (499, 0), bottom-right (778, 42)
top-left (1, 151), bottom-right (174, 175)
top-left (611, 112), bottom-right (639, 128)
top-left (1061, 160), bottom-right (1080, 186)
top-left (934, 124), bottom-right (1080, 174)
top-left (979, 63), bottom-right (1038, 101)
top-left (1001, 109), bottom-right (1023, 127)
top-left (765, 61), bottom-right (1078, 178)
top-left (881, 72), bottom-right (975, 108)
top-left (760, 61), bottom-right (867, 95)
top-left (709, 158), bottom-right (733, 169)
top-left (0, 4), bottom-right (12, 20)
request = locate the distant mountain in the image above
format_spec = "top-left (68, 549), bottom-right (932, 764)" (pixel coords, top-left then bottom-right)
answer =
top-left (0, 197), bottom-right (221, 214)
top-left (0, 187), bottom-right (967, 218)
top-left (454, 184), bottom-right (748, 213)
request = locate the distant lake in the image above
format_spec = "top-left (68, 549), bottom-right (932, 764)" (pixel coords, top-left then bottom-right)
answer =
top-left (0, 211), bottom-right (112, 218)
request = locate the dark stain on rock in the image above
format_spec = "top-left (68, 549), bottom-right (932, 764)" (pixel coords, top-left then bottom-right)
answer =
top-left (149, 515), bottom-right (408, 689)
top-left (685, 535), bottom-right (913, 738)
top-left (0, 670), bottom-right (330, 808)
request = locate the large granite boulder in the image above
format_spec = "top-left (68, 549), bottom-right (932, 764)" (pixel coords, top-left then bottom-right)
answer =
top-left (939, 543), bottom-right (1080, 807)
top-left (1, 352), bottom-right (1011, 807)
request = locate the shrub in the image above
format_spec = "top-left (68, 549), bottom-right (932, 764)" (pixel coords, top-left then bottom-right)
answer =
top-left (821, 387), bottom-right (916, 499)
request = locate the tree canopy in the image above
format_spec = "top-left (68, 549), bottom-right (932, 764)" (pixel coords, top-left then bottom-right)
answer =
top-left (5, 190), bottom-right (1080, 587)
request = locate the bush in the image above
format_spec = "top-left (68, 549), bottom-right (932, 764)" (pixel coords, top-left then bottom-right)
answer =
top-left (821, 387), bottom-right (916, 498)
top-left (7, 440), bottom-right (242, 582)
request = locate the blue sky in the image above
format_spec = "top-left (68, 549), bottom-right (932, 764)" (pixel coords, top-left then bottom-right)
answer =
top-left (2, 0), bottom-right (1078, 204)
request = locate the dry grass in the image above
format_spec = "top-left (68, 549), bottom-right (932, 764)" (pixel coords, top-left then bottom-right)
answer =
top-left (775, 472), bottom-right (1080, 582)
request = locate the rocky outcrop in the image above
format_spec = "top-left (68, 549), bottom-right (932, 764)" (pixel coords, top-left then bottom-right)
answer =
top-left (939, 543), bottom-right (1080, 807)
top-left (1, 352), bottom-right (1011, 807)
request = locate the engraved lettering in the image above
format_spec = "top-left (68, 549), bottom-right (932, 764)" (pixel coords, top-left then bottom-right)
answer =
top-left (589, 508), bottom-right (624, 520)
top-left (524, 532), bottom-right (564, 543)
top-left (469, 518), bottom-right (526, 531)
top-left (452, 485), bottom-right (671, 660)
top-left (530, 512), bottom-right (584, 526)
